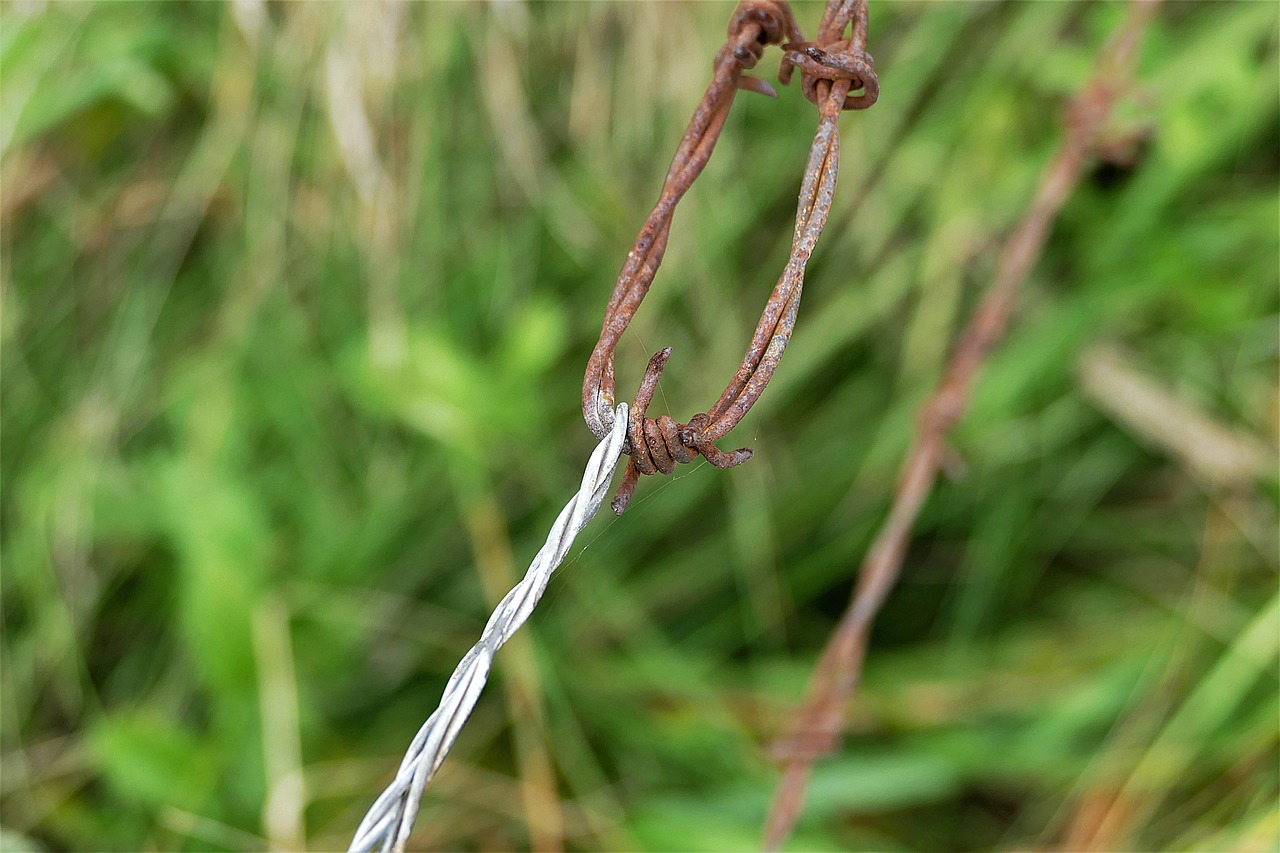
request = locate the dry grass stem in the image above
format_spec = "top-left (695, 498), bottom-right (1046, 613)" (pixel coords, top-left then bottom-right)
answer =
top-left (762, 2), bottom-right (1165, 847)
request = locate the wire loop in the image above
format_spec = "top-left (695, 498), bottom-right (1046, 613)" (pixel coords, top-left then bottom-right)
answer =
top-left (582, 0), bottom-right (878, 514)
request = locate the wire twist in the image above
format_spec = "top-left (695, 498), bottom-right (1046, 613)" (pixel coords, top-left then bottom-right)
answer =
top-left (348, 405), bottom-right (629, 853)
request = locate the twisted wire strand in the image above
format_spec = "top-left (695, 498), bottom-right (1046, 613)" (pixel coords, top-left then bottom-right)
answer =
top-left (348, 404), bottom-right (630, 853)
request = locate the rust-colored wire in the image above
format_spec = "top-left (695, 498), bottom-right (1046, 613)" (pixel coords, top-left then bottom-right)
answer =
top-left (761, 2), bottom-right (1163, 848)
top-left (582, 0), bottom-right (878, 514)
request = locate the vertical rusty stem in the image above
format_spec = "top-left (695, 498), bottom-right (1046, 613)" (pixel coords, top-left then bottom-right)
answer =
top-left (761, 2), bottom-right (1163, 848)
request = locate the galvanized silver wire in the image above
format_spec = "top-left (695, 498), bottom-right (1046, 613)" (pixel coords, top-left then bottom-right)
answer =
top-left (348, 404), bottom-right (630, 853)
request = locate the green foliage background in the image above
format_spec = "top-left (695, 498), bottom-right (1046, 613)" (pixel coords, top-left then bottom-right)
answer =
top-left (2, 1), bottom-right (1276, 850)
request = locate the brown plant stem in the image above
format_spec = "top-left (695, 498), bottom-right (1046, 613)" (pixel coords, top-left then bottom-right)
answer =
top-left (761, 2), bottom-right (1162, 848)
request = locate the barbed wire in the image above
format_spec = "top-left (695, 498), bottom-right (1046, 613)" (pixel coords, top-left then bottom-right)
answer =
top-left (348, 404), bottom-right (630, 853)
top-left (581, 0), bottom-right (878, 515)
top-left (351, 1), bottom-right (878, 847)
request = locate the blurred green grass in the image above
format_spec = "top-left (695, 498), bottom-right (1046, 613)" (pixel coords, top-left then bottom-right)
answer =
top-left (1, 1), bottom-right (1277, 850)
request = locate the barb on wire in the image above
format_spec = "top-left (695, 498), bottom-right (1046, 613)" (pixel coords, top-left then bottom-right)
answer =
top-left (761, 2), bottom-right (1163, 849)
top-left (582, 0), bottom-right (878, 515)
top-left (348, 404), bottom-right (629, 853)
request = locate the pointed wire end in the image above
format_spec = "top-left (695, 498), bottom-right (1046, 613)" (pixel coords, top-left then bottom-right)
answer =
top-left (738, 74), bottom-right (779, 98)
top-left (611, 459), bottom-right (640, 516)
top-left (715, 446), bottom-right (754, 468)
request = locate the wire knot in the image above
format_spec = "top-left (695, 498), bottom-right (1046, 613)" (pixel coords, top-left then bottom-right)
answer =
top-left (781, 40), bottom-right (879, 110)
top-left (611, 348), bottom-right (753, 515)
top-left (727, 0), bottom-right (799, 60)
top-left (719, 0), bottom-right (800, 97)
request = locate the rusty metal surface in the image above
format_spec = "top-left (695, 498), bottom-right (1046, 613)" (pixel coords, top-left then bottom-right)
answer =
top-left (581, 0), bottom-right (879, 514)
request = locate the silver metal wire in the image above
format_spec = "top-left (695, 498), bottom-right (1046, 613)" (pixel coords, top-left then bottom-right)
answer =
top-left (348, 404), bottom-right (630, 853)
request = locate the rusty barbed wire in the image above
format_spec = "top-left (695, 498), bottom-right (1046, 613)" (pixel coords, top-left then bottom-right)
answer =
top-left (782, 0), bottom-right (879, 111)
top-left (582, 0), bottom-right (878, 514)
top-left (761, 2), bottom-right (1163, 848)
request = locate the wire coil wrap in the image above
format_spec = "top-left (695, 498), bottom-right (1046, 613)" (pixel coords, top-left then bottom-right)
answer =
top-left (781, 0), bottom-right (879, 110)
